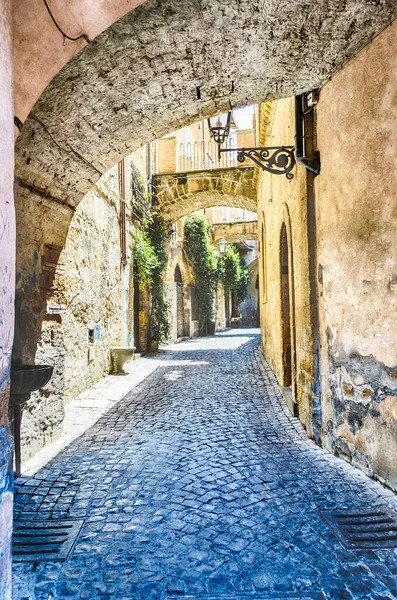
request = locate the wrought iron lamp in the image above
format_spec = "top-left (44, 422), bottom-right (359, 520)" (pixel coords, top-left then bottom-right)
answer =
top-left (208, 110), bottom-right (295, 180)
top-left (218, 236), bottom-right (228, 255)
top-left (208, 112), bottom-right (232, 145)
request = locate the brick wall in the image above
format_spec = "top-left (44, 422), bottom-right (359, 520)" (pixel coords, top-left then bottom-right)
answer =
top-left (157, 138), bottom-right (177, 173)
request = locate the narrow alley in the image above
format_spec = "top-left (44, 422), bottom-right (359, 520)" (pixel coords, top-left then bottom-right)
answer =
top-left (13, 331), bottom-right (397, 600)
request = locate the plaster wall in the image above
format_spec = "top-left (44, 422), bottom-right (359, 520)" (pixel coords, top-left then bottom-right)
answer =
top-left (315, 21), bottom-right (397, 488)
top-left (13, 0), bottom-right (148, 124)
top-left (0, 3), bottom-right (15, 596)
top-left (257, 99), bottom-right (315, 433)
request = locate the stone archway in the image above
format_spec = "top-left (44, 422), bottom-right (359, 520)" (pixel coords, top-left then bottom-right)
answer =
top-left (12, 1), bottom-right (397, 373)
top-left (154, 167), bottom-right (256, 221)
top-left (210, 220), bottom-right (258, 245)
top-left (15, 1), bottom-right (397, 210)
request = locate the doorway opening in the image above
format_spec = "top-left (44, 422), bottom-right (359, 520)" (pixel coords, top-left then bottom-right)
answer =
top-left (174, 265), bottom-right (184, 338)
top-left (280, 223), bottom-right (293, 388)
top-left (133, 266), bottom-right (140, 350)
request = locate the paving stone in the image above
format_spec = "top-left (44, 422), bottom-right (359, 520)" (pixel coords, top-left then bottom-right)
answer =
top-left (12, 330), bottom-right (397, 599)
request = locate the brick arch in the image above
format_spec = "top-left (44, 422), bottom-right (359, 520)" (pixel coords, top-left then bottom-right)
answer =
top-left (154, 168), bottom-right (256, 222)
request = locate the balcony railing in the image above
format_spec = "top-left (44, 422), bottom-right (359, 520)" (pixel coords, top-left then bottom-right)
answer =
top-left (177, 138), bottom-right (237, 172)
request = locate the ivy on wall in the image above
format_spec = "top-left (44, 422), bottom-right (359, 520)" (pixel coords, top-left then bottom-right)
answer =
top-left (133, 213), bottom-right (171, 344)
top-left (184, 213), bottom-right (219, 332)
top-left (133, 230), bottom-right (158, 283)
top-left (218, 245), bottom-right (249, 302)
top-left (147, 213), bottom-right (171, 344)
top-left (184, 213), bottom-right (250, 332)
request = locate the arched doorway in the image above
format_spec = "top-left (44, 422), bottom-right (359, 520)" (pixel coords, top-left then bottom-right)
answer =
top-left (280, 224), bottom-right (293, 388)
top-left (174, 265), bottom-right (184, 338)
top-left (255, 274), bottom-right (260, 327)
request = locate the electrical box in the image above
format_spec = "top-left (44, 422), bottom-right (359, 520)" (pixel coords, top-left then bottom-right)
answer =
top-left (306, 90), bottom-right (319, 107)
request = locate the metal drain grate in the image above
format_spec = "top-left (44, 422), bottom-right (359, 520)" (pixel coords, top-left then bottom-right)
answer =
top-left (13, 519), bottom-right (84, 562)
top-left (166, 594), bottom-right (326, 599)
top-left (319, 507), bottom-right (397, 549)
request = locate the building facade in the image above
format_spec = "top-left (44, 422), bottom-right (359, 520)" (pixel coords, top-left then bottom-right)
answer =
top-left (257, 21), bottom-right (397, 489)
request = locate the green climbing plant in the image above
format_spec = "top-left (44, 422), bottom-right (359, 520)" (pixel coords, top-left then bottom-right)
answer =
top-left (218, 244), bottom-right (249, 302)
top-left (147, 213), bottom-right (171, 344)
top-left (133, 229), bottom-right (158, 284)
top-left (132, 213), bottom-right (171, 345)
top-left (184, 213), bottom-right (219, 333)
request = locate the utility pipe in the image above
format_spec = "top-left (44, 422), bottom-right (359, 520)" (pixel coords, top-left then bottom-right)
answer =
top-left (294, 95), bottom-right (321, 175)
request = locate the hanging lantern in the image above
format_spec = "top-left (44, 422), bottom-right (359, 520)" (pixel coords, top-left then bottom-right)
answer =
top-left (207, 112), bottom-right (232, 146)
top-left (218, 236), bottom-right (228, 255)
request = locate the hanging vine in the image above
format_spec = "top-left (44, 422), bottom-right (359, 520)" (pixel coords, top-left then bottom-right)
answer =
top-left (184, 213), bottom-right (219, 333)
top-left (147, 213), bottom-right (171, 344)
top-left (218, 245), bottom-right (249, 302)
top-left (133, 212), bottom-right (171, 345)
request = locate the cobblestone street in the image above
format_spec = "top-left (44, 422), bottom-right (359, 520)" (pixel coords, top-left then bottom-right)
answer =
top-left (13, 331), bottom-right (397, 600)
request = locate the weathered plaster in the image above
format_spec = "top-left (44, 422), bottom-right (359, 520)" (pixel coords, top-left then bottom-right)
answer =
top-left (13, 0), bottom-right (148, 123)
top-left (0, 2), bottom-right (15, 596)
top-left (316, 20), bottom-right (397, 488)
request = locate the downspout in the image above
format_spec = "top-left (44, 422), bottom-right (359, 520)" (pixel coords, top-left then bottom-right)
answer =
top-left (295, 93), bottom-right (322, 443)
top-left (294, 95), bottom-right (321, 175)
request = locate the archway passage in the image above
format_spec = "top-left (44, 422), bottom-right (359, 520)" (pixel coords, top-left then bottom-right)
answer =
top-left (154, 168), bottom-right (256, 222)
top-left (174, 264), bottom-right (184, 338)
top-left (210, 219), bottom-right (258, 245)
top-left (280, 223), bottom-right (292, 389)
top-left (15, 1), bottom-right (397, 211)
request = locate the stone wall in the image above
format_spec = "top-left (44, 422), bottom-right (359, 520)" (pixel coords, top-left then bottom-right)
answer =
top-left (164, 222), bottom-right (201, 342)
top-left (257, 99), bottom-right (316, 433)
top-left (214, 284), bottom-right (227, 333)
top-left (0, 3), bottom-right (15, 596)
top-left (164, 216), bottom-right (228, 340)
top-left (14, 152), bottom-right (148, 461)
top-left (315, 21), bottom-right (397, 489)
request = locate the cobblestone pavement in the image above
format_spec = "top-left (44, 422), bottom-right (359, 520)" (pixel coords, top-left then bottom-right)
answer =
top-left (13, 331), bottom-right (397, 600)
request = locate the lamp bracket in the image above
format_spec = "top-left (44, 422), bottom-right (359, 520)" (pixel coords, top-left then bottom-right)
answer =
top-left (219, 146), bottom-right (295, 179)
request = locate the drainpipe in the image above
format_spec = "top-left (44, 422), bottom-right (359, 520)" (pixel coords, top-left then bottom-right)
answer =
top-left (294, 95), bottom-right (321, 175)
top-left (295, 93), bottom-right (322, 443)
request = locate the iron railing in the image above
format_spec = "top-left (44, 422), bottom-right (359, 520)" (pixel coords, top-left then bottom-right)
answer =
top-left (177, 138), bottom-right (237, 172)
